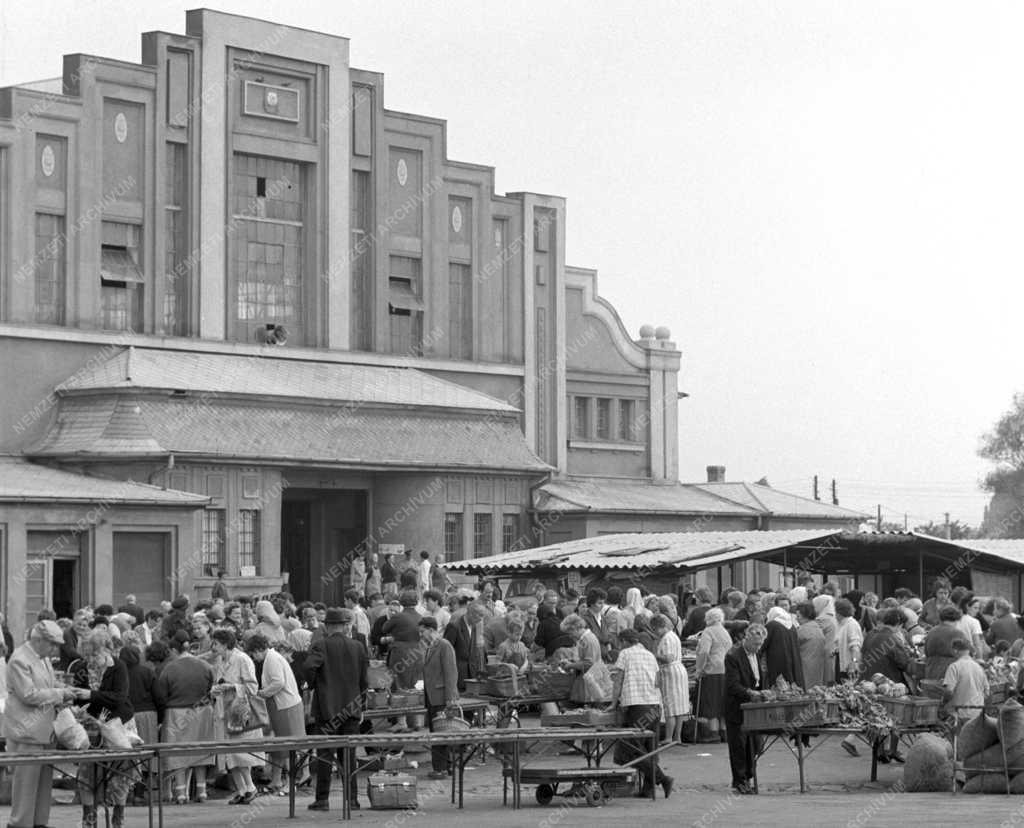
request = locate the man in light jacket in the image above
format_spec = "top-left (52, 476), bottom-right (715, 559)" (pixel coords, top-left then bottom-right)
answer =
top-left (4, 620), bottom-right (78, 828)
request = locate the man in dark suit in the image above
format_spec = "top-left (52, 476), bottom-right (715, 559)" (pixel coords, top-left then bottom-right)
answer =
top-left (724, 622), bottom-right (768, 795)
top-left (304, 607), bottom-right (368, 812)
top-left (419, 617), bottom-right (460, 779)
top-left (444, 601), bottom-right (487, 691)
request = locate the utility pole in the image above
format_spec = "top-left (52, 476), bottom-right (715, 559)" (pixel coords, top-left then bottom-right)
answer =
top-left (904, 513), bottom-right (908, 532)
top-left (945, 512), bottom-right (951, 540)
top-left (813, 475), bottom-right (820, 501)
top-left (877, 504), bottom-right (882, 531)
top-left (831, 479), bottom-right (838, 506)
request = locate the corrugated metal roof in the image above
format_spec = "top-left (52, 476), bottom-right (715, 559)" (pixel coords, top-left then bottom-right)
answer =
top-left (58, 348), bottom-right (518, 413)
top-left (533, 478), bottom-right (762, 516)
top-left (446, 529), bottom-right (840, 573)
top-left (30, 396), bottom-right (550, 473)
top-left (0, 456), bottom-right (208, 506)
top-left (910, 534), bottom-right (1024, 567)
top-left (693, 482), bottom-right (869, 520)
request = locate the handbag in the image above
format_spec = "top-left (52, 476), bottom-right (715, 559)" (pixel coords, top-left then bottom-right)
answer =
top-left (582, 660), bottom-right (614, 703)
top-left (225, 687), bottom-right (270, 734)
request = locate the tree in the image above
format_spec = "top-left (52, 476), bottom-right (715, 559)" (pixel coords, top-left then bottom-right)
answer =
top-left (914, 520), bottom-right (976, 540)
top-left (980, 392), bottom-right (1024, 491)
top-left (979, 393), bottom-right (1024, 537)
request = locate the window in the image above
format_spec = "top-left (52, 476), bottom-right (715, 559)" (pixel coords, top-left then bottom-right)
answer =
top-left (502, 514), bottom-right (518, 554)
top-left (473, 513), bottom-right (492, 558)
top-left (201, 509), bottom-right (226, 576)
top-left (573, 397), bottom-right (591, 439)
top-left (444, 512), bottom-right (464, 561)
top-left (618, 399), bottom-right (635, 441)
top-left (163, 142), bottom-right (188, 335)
top-left (389, 255), bottom-right (424, 355)
top-left (596, 398), bottom-right (611, 439)
top-left (238, 509), bottom-right (261, 574)
top-left (100, 221), bottom-right (143, 331)
top-left (34, 213), bottom-right (65, 324)
top-left (234, 155), bottom-right (305, 344)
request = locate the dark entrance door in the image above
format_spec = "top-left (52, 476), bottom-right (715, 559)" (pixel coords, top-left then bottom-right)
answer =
top-left (282, 500), bottom-right (312, 603)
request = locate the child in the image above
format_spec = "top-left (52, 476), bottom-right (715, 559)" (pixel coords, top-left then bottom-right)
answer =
top-left (496, 617), bottom-right (531, 671)
top-left (942, 638), bottom-right (989, 722)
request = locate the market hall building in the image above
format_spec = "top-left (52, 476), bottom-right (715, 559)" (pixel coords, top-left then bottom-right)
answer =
top-left (0, 10), bottom-right (856, 638)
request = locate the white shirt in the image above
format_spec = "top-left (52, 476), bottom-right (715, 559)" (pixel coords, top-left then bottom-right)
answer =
top-left (419, 560), bottom-right (432, 591)
top-left (747, 650), bottom-right (761, 686)
top-left (257, 647), bottom-right (302, 711)
top-left (957, 614), bottom-right (983, 642)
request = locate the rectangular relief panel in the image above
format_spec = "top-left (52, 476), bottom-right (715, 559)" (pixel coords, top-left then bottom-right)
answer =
top-left (388, 148), bottom-right (422, 241)
top-left (352, 85), bottom-right (373, 157)
top-left (102, 100), bottom-right (145, 210)
top-left (166, 50), bottom-right (191, 128)
top-left (233, 58), bottom-right (314, 141)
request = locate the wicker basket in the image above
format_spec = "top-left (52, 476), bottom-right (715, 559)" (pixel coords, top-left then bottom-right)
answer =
top-left (484, 664), bottom-right (525, 697)
top-left (389, 691), bottom-right (424, 709)
top-left (432, 707), bottom-right (471, 733)
top-left (912, 698), bottom-right (941, 724)
top-left (462, 679), bottom-right (484, 696)
top-left (741, 699), bottom-right (819, 731)
top-left (367, 689), bottom-right (391, 710)
top-left (529, 668), bottom-right (574, 699)
top-left (368, 661), bottom-right (393, 691)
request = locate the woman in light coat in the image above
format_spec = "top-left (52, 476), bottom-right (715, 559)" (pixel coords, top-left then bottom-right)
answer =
top-left (210, 628), bottom-right (263, 804)
top-left (813, 594), bottom-right (838, 685)
top-left (693, 607), bottom-right (731, 742)
top-left (245, 634), bottom-right (304, 795)
top-left (795, 602), bottom-right (827, 690)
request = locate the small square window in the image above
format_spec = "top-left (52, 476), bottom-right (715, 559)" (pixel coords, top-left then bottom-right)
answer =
top-left (256, 177), bottom-right (267, 197)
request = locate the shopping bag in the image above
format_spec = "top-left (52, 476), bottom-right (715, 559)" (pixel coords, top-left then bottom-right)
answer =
top-left (53, 707), bottom-right (90, 751)
top-left (98, 715), bottom-right (135, 749)
top-left (582, 661), bottom-right (614, 703)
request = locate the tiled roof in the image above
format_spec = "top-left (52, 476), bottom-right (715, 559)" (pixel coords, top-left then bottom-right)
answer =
top-left (30, 396), bottom-right (549, 473)
top-left (533, 478), bottom-right (762, 515)
top-left (58, 348), bottom-right (518, 413)
top-left (446, 529), bottom-right (840, 573)
top-left (0, 456), bottom-right (208, 506)
top-left (693, 482), bottom-right (869, 520)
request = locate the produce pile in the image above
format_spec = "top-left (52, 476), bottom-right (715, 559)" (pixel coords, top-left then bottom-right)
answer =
top-left (757, 676), bottom-right (805, 702)
top-left (807, 679), bottom-right (895, 741)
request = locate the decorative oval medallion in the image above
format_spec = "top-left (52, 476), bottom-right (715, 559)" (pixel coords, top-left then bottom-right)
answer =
top-left (265, 89), bottom-right (279, 109)
top-left (452, 205), bottom-right (463, 233)
top-left (114, 112), bottom-right (128, 143)
top-left (40, 145), bottom-right (55, 177)
top-left (396, 158), bottom-right (408, 187)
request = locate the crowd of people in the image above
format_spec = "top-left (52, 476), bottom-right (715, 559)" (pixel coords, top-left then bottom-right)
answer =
top-left (717, 576), bottom-right (1016, 796)
top-left (2, 554), bottom-right (1020, 822)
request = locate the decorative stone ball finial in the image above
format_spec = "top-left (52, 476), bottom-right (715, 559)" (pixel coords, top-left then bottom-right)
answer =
top-left (655, 326), bottom-right (671, 341)
top-left (639, 324), bottom-right (656, 339)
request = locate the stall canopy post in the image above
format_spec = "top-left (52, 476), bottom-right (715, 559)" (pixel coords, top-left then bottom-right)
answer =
top-left (918, 549), bottom-right (924, 598)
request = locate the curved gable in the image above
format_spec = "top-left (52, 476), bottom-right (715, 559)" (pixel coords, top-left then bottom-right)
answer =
top-left (565, 267), bottom-right (647, 374)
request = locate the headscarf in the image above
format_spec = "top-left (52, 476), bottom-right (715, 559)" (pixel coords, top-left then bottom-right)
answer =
top-left (788, 587), bottom-right (808, 606)
top-left (626, 588), bottom-right (649, 619)
top-left (255, 599), bottom-right (281, 627)
top-left (766, 606), bottom-right (794, 629)
top-left (904, 598), bottom-right (923, 614)
top-left (813, 595), bottom-right (835, 618)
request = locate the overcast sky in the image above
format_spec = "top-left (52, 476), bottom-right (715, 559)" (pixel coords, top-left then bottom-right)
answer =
top-left (1, 1), bottom-right (1015, 526)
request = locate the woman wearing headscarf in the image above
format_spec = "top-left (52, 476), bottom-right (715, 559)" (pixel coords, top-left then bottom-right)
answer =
top-left (622, 587), bottom-right (649, 628)
top-left (813, 595), bottom-right (838, 685)
top-left (154, 632), bottom-right (215, 804)
top-left (634, 613), bottom-right (659, 655)
top-left (251, 600), bottom-right (287, 646)
top-left (680, 588), bottom-right (713, 638)
top-left (795, 602), bottom-right (826, 690)
top-left (764, 606), bottom-right (804, 689)
top-left (69, 629), bottom-right (134, 828)
top-left (120, 631), bottom-right (157, 805)
top-left (210, 628), bottom-right (263, 804)
top-left (693, 607), bottom-right (730, 742)
top-left (652, 613), bottom-right (690, 743)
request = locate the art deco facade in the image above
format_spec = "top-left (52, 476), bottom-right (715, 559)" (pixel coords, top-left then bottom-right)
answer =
top-left (0, 11), bottom-right (858, 637)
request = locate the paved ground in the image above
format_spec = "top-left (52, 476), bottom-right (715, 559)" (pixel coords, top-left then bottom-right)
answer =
top-left (2, 727), bottom-right (1021, 827)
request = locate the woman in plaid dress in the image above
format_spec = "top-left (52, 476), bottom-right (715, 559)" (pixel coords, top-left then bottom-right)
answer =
top-left (652, 613), bottom-right (690, 742)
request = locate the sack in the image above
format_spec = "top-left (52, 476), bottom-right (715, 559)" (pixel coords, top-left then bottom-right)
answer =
top-left (226, 689), bottom-right (270, 734)
top-left (53, 707), bottom-right (90, 751)
top-left (582, 661), bottom-right (614, 703)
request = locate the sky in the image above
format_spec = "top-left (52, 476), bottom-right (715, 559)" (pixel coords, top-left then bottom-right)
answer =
top-left (0, 0), bottom-right (1016, 527)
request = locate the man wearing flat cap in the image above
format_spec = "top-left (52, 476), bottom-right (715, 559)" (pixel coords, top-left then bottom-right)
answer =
top-left (4, 621), bottom-right (79, 828)
top-left (304, 607), bottom-right (368, 811)
top-left (419, 616), bottom-right (460, 779)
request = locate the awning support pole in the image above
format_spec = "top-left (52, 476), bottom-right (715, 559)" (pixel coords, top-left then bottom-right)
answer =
top-left (918, 549), bottom-right (924, 598)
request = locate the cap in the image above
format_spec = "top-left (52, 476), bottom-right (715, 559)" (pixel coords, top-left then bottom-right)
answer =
top-left (324, 607), bottom-right (353, 625)
top-left (171, 596), bottom-right (189, 610)
top-left (37, 620), bottom-right (64, 644)
top-left (418, 616), bottom-right (438, 630)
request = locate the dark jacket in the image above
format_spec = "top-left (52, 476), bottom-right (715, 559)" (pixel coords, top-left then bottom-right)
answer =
top-left (121, 645), bottom-right (157, 714)
top-left (534, 606), bottom-right (572, 657)
top-left (763, 620), bottom-right (805, 689)
top-left (724, 645), bottom-right (763, 725)
top-left (70, 656), bottom-right (134, 723)
top-left (304, 630), bottom-right (368, 726)
top-left (681, 605), bottom-right (711, 639)
top-left (987, 614), bottom-right (1020, 648)
top-left (383, 608), bottom-right (424, 689)
top-left (153, 653), bottom-right (214, 710)
top-left (421, 637), bottom-right (459, 708)
top-left (924, 624), bottom-right (970, 680)
top-left (861, 626), bottom-right (911, 684)
top-left (443, 615), bottom-right (479, 690)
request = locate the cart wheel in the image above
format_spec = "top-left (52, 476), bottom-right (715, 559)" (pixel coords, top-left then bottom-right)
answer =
top-left (535, 783), bottom-right (554, 806)
top-left (600, 783), bottom-right (614, 803)
top-left (584, 784), bottom-right (601, 807)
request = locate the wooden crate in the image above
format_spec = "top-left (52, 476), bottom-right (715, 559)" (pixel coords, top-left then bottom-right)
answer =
top-left (389, 691), bottom-right (424, 709)
top-left (818, 699), bottom-right (843, 725)
top-left (367, 689), bottom-right (391, 710)
top-left (367, 772), bottom-right (418, 809)
top-left (881, 696), bottom-right (916, 726)
top-left (741, 699), bottom-right (818, 731)
top-left (529, 669), bottom-right (574, 699)
top-left (912, 698), bottom-right (941, 724)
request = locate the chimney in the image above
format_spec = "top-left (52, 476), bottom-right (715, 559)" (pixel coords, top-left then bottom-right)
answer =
top-left (706, 465), bottom-right (726, 483)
